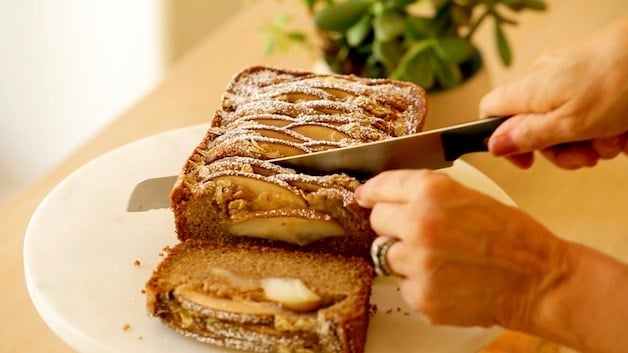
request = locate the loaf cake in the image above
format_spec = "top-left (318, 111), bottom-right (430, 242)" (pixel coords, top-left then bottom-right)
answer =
top-left (147, 66), bottom-right (427, 352)
top-left (146, 240), bottom-right (374, 353)
top-left (170, 66), bottom-right (427, 258)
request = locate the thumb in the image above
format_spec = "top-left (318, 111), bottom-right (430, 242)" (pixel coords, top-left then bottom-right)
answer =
top-left (479, 77), bottom-right (540, 118)
top-left (488, 112), bottom-right (576, 156)
top-left (480, 72), bottom-right (584, 155)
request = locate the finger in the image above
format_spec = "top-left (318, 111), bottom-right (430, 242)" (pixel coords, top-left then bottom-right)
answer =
top-left (355, 170), bottom-right (448, 207)
top-left (371, 236), bottom-right (410, 277)
top-left (368, 202), bottom-right (409, 239)
top-left (504, 152), bottom-right (535, 169)
top-left (592, 133), bottom-right (628, 159)
top-left (488, 112), bottom-right (581, 156)
top-left (540, 142), bottom-right (599, 169)
top-left (479, 51), bottom-right (571, 118)
top-left (479, 78), bottom-right (541, 118)
top-left (487, 114), bottom-right (539, 156)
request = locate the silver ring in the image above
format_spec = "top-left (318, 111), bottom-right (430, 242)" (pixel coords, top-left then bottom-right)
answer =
top-left (370, 237), bottom-right (399, 277)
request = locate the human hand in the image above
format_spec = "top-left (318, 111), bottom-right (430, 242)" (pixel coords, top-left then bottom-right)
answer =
top-left (480, 18), bottom-right (628, 169)
top-left (355, 170), bottom-right (570, 329)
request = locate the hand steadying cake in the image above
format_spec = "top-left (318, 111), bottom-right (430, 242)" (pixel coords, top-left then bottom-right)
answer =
top-left (359, 17), bottom-right (628, 353)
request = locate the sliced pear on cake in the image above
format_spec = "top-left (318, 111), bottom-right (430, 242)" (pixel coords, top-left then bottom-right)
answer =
top-left (320, 87), bottom-right (353, 99)
top-left (260, 278), bottom-right (323, 312)
top-left (250, 139), bottom-right (308, 158)
top-left (289, 124), bottom-right (349, 142)
top-left (212, 175), bottom-right (307, 209)
top-left (252, 127), bottom-right (305, 143)
top-left (173, 283), bottom-right (275, 323)
top-left (281, 92), bottom-right (321, 103)
top-left (228, 212), bottom-right (345, 246)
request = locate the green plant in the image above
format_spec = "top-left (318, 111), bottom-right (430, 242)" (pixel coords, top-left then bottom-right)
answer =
top-left (266, 0), bottom-right (546, 91)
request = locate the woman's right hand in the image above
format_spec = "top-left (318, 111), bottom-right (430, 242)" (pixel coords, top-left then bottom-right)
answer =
top-left (480, 17), bottom-right (628, 169)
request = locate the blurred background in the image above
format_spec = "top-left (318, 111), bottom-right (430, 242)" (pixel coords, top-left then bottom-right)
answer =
top-left (0, 1), bottom-right (244, 204)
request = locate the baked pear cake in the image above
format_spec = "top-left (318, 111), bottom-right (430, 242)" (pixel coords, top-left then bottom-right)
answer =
top-left (146, 241), bottom-right (374, 353)
top-left (147, 66), bottom-right (428, 353)
top-left (170, 66), bottom-right (427, 258)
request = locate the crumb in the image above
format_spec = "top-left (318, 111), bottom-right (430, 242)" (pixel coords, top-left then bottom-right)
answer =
top-left (396, 307), bottom-right (401, 312)
top-left (141, 288), bottom-right (146, 294)
top-left (385, 308), bottom-right (393, 314)
top-left (138, 336), bottom-right (144, 340)
top-left (158, 245), bottom-right (173, 257)
top-left (122, 323), bottom-right (131, 331)
top-left (368, 303), bottom-right (378, 317)
top-left (404, 312), bottom-right (410, 316)
top-left (133, 260), bottom-right (141, 267)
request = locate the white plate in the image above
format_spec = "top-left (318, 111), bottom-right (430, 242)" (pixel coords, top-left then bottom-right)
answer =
top-left (24, 124), bottom-right (511, 353)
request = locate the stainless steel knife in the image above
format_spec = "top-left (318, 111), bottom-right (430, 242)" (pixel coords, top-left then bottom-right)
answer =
top-left (126, 116), bottom-right (507, 212)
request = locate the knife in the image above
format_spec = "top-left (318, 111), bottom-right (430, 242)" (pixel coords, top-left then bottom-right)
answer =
top-left (127, 116), bottom-right (508, 212)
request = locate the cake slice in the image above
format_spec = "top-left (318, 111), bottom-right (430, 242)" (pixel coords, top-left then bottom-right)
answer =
top-left (170, 66), bottom-right (427, 258)
top-left (145, 240), bottom-right (374, 353)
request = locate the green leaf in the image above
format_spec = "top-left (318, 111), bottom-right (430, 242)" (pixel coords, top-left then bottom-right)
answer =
top-left (371, 1), bottom-right (385, 16)
top-left (430, 53), bottom-right (463, 89)
top-left (495, 21), bottom-right (512, 66)
top-left (407, 51), bottom-right (435, 89)
top-left (374, 10), bottom-right (406, 41)
top-left (406, 16), bottom-right (432, 40)
top-left (503, 0), bottom-right (547, 11)
top-left (391, 40), bottom-right (430, 76)
top-left (492, 9), bottom-right (518, 25)
top-left (386, 0), bottom-right (416, 10)
top-left (501, 0), bottom-right (525, 11)
top-left (372, 39), bottom-right (403, 74)
top-left (523, 0), bottom-right (547, 10)
top-left (314, 0), bottom-right (373, 32)
top-left (346, 13), bottom-right (372, 47)
top-left (435, 36), bottom-right (476, 64)
top-left (286, 31), bottom-right (307, 42)
top-left (391, 41), bottom-right (434, 89)
top-left (430, 1), bottom-right (454, 36)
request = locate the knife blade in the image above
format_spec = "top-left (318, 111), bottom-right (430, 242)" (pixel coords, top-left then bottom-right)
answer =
top-left (273, 116), bottom-right (508, 177)
top-left (126, 116), bottom-right (507, 212)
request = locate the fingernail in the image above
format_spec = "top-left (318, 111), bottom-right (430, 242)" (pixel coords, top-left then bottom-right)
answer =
top-left (354, 185), bottom-right (372, 208)
top-left (490, 134), bottom-right (520, 156)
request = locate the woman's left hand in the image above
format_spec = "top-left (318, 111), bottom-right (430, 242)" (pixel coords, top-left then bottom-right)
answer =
top-left (355, 169), bottom-right (570, 329)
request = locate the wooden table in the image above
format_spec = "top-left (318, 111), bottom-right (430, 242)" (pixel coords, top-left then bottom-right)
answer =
top-left (1, 1), bottom-right (625, 352)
